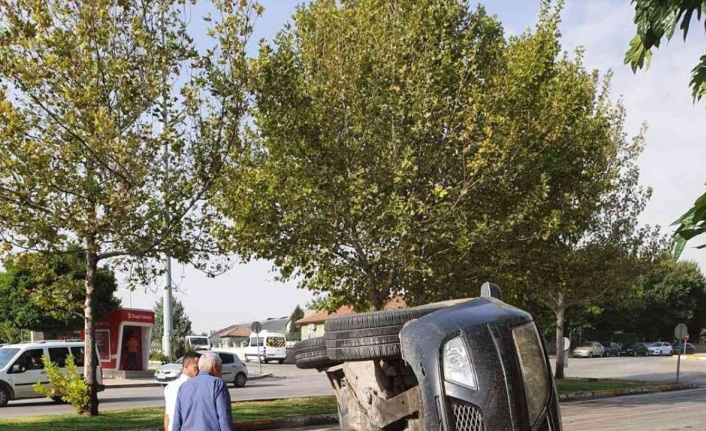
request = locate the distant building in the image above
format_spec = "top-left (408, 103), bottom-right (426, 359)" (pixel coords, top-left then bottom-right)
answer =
top-left (296, 297), bottom-right (406, 340)
top-left (214, 316), bottom-right (291, 347)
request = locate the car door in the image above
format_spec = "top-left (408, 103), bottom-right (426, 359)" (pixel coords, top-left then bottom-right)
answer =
top-left (217, 353), bottom-right (236, 382)
top-left (593, 343), bottom-right (601, 356)
top-left (10, 348), bottom-right (47, 398)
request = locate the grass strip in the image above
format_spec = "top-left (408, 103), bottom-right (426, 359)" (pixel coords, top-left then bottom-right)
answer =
top-left (0, 380), bottom-right (676, 431)
top-left (0, 396), bottom-right (337, 431)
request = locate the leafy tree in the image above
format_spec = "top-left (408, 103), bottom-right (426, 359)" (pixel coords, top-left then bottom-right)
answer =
top-left (631, 257), bottom-right (706, 340)
top-left (624, 1), bottom-right (706, 257)
top-left (0, 321), bottom-right (20, 344)
top-left (0, 250), bottom-right (121, 331)
top-left (287, 305), bottom-right (304, 341)
top-left (218, 1), bottom-right (629, 312)
top-left (152, 299), bottom-right (192, 358)
top-left (0, 0), bottom-right (259, 415)
top-left (625, 0), bottom-right (706, 103)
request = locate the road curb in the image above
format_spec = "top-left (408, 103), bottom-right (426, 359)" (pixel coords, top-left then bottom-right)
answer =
top-left (558, 383), bottom-right (698, 402)
top-left (235, 414), bottom-right (339, 430)
top-left (105, 373), bottom-right (273, 389)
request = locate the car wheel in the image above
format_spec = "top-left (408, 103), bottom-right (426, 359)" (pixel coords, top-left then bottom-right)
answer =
top-left (324, 305), bottom-right (447, 361)
top-left (293, 337), bottom-right (342, 370)
top-left (234, 372), bottom-right (247, 388)
top-left (0, 387), bottom-right (9, 407)
top-left (589, 352), bottom-right (593, 358)
top-left (278, 359), bottom-right (284, 365)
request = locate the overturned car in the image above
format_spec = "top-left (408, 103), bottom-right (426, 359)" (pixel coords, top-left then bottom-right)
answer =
top-left (293, 283), bottom-right (561, 431)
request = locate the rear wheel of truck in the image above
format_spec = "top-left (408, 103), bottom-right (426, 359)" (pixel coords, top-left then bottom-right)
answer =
top-left (294, 337), bottom-right (342, 369)
top-left (325, 305), bottom-right (445, 361)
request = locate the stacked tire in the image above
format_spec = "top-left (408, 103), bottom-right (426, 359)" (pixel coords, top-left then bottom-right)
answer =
top-left (293, 305), bottom-right (446, 369)
top-left (293, 336), bottom-right (341, 370)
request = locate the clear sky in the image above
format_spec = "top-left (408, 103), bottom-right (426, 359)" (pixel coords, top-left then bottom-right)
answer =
top-left (117, 0), bottom-right (706, 334)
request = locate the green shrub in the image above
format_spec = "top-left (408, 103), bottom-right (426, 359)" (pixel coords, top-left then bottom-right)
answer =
top-left (149, 351), bottom-right (176, 364)
top-left (33, 354), bottom-right (89, 414)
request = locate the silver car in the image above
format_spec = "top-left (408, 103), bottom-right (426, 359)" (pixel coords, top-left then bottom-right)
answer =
top-left (572, 341), bottom-right (605, 358)
top-left (154, 350), bottom-right (248, 387)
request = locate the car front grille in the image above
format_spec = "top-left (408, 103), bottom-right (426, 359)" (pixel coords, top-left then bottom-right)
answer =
top-left (449, 398), bottom-right (484, 431)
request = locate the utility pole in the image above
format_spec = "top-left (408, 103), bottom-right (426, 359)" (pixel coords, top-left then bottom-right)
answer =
top-left (160, 3), bottom-right (173, 357)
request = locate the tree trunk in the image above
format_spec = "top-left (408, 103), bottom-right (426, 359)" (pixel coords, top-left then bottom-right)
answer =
top-left (84, 250), bottom-right (99, 416)
top-left (554, 305), bottom-right (566, 380)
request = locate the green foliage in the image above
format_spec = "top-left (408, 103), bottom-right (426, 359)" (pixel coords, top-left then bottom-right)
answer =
top-left (149, 350), bottom-right (176, 365)
top-left (625, 0), bottom-right (706, 102)
top-left (0, 250), bottom-right (121, 331)
top-left (624, 1), bottom-right (706, 257)
top-left (0, 321), bottom-right (21, 344)
top-left (152, 299), bottom-right (192, 356)
top-left (218, 0), bottom-right (630, 311)
top-left (33, 354), bottom-right (89, 415)
top-left (287, 305), bottom-right (304, 341)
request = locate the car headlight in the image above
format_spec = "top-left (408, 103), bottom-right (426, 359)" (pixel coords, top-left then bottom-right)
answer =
top-left (442, 336), bottom-right (476, 389)
top-left (512, 322), bottom-right (550, 426)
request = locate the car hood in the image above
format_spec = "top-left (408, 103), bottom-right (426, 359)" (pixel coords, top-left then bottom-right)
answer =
top-left (156, 363), bottom-right (182, 373)
top-left (574, 347), bottom-right (592, 351)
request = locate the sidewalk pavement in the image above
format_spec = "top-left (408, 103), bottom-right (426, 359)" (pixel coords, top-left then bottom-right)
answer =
top-left (104, 373), bottom-right (272, 389)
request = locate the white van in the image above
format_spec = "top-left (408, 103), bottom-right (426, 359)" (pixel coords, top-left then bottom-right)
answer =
top-left (185, 335), bottom-right (211, 351)
top-left (0, 341), bottom-right (104, 407)
top-left (244, 331), bottom-right (287, 364)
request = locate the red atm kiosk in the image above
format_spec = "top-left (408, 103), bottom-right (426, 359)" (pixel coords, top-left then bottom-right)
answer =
top-left (81, 308), bottom-right (155, 371)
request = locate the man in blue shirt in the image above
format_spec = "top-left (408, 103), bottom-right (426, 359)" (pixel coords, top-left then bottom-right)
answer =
top-left (172, 351), bottom-right (233, 431)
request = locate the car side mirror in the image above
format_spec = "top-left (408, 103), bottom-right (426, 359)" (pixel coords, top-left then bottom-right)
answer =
top-left (12, 364), bottom-right (23, 374)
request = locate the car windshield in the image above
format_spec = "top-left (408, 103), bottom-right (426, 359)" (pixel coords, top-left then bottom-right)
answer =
top-left (0, 348), bottom-right (19, 369)
top-left (579, 343), bottom-right (593, 347)
top-left (189, 338), bottom-right (208, 346)
top-left (174, 357), bottom-right (183, 364)
top-left (648, 342), bottom-right (662, 347)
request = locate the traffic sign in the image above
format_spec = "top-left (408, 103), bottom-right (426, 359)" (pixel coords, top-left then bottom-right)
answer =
top-left (251, 321), bottom-right (262, 334)
top-left (674, 323), bottom-right (688, 340)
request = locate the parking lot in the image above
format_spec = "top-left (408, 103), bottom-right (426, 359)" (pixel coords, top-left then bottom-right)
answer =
top-left (557, 354), bottom-right (706, 385)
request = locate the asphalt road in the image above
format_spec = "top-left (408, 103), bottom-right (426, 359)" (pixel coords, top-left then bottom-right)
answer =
top-left (0, 375), bottom-right (333, 419)
top-left (561, 387), bottom-right (706, 431)
top-left (560, 355), bottom-right (706, 385)
top-left (273, 388), bottom-right (706, 431)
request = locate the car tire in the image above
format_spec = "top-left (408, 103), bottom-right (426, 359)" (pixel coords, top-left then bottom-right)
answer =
top-left (589, 352), bottom-right (593, 358)
top-left (324, 305), bottom-right (446, 361)
top-left (234, 372), bottom-right (247, 388)
top-left (294, 337), bottom-right (342, 370)
top-left (278, 359), bottom-right (284, 365)
top-left (0, 386), bottom-right (9, 407)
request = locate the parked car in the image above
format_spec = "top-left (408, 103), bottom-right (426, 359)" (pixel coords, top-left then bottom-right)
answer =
top-left (0, 341), bottom-right (104, 407)
top-left (601, 341), bottom-right (622, 357)
top-left (293, 283), bottom-right (562, 431)
top-left (154, 350), bottom-right (248, 387)
top-left (647, 342), bottom-right (673, 356)
top-left (621, 342), bottom-right (648, 356)
top-left (572, 341), bottom-right (605, 358)
top-left (672, 342), bottom-right (696, 355)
